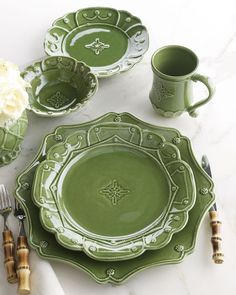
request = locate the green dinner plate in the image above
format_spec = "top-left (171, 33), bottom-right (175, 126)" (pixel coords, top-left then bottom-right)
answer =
top-left (15, 113), bottom-right (214, 283)
top-left (44, 7), bottom-right (149, 78)
top-left (32, 123), bottom-right (195, 260)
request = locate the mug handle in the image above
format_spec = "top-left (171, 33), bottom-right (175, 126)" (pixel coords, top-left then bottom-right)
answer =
top-left (187, 73), bottom-right (215, 117)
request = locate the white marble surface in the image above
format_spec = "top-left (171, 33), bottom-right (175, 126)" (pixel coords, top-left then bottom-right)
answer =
top-left (0, 0), bottom-right (236, 294)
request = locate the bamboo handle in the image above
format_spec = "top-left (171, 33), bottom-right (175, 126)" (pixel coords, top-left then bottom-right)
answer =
top-left (2, 230), bottom-right (18, 283)
top-left (209, 211), bottom-right (224, 264)
top-left (17, 236), bottom-right (31, 295)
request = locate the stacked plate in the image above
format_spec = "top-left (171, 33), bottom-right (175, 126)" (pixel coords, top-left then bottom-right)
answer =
top-left (15, 113), bottom-right (215, 283)
top-left (21, 7), bottom-right (149, 118)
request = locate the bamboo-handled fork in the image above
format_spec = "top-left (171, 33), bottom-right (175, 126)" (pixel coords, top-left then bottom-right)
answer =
top-left (14, 200), bottom-right (31, 295)
top-left (0, 184), bottom-right (18, 283)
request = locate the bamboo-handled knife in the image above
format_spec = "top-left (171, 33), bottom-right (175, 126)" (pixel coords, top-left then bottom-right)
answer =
top-left (201, 155), bottom-right (224, 264)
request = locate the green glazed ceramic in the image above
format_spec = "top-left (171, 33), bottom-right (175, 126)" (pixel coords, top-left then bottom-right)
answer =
top-left (32, 123), bottom-right (195, 261)
top-left (0, 111), bottom-right (28, 166)
top-left (15, 113), bottom-right (215, 283)
top-left (21, 56), bottom-right (98, 117)
top-left (44, 7), bottom-right (149, 78)
top-left (149, 45), bottom-right (215, 118)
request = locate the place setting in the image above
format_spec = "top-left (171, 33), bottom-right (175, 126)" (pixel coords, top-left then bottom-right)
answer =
top-left (0, 6), bottom-right (224, 294)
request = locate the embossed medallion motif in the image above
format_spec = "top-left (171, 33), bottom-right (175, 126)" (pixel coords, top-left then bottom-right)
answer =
top-left (100, 180), bottom-right (130, 205)
top-left (85, 38), bottom-right (110, 55)
top-left (154, 81), bottom-right (174, 101)
top-left (47, 91), bottom-right (69, 109)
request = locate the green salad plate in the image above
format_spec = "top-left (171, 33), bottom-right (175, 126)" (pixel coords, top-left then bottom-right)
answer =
top-left (32, 122), bottom-right (196, 261)
top-left (21, 56), bottom-right (98, 117)
top-left (44, 7), bottom-right (149, 78)
top-left (15, 113), bottom-right (215, 283)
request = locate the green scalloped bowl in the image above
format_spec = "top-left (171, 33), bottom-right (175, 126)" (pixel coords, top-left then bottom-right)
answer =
top-left (21, 56), bottom-right (98, 117)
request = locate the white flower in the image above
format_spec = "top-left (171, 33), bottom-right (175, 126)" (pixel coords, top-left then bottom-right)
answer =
top-left (0, 59), bottom-right (29, 127)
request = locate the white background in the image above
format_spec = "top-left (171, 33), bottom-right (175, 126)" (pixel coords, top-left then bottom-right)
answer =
top-left (0, 0), bottom-right (236, 294)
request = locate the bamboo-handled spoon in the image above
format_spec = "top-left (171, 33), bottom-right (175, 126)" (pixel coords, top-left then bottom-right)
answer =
top-left (201, 155), bottom-right (224, 264)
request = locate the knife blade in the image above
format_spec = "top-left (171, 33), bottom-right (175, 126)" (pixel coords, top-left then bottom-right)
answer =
top-left (201, 155), bottom-right (224, 264)
top-left (201, 155), bottom-right (217, 211)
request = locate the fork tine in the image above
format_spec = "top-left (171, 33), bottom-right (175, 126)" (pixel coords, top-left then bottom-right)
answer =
top-left (4, 186), bottom-right (11, 208)
top-left (2, 186), bottom-right (7, 207)
top-left (5, 186), bottom-right (11, 208)
top-left (14, 197), bottom-right (17, 210)
top-left (0, 184), bottom-right (11, 210)
top-left (0, 185), bottom-right (4, 210)
top-left (1, 185), bottom-right (7, 209)
top-left (16, 201), bottom-right (20, 212)
top-left (0, 185), bottom-right (7, 209)
top-left (0, 195), bottom-right (2, 211)
top-left (14, 198), bottom-right (19, 215)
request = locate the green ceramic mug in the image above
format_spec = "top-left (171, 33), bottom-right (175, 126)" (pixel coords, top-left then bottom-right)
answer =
top-left (149, 45), bottom-right (215, 118)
